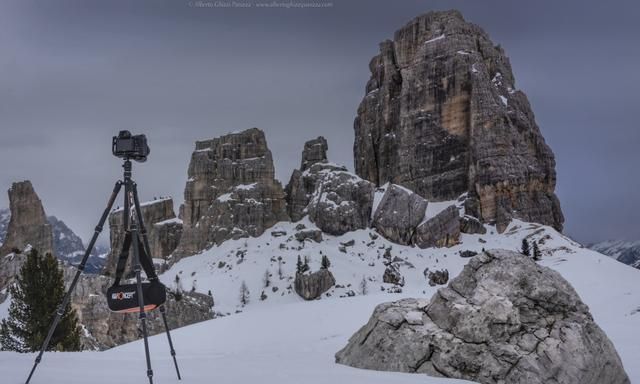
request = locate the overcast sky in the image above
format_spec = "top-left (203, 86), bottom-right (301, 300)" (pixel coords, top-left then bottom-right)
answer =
top-left (1, 0), bottom-right (638, 245)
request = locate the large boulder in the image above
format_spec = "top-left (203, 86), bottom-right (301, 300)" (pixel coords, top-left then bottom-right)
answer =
top-left (336, 250), bottom-right (630, 384)
top-left (371, 184), bottom-right (428, 245)
top-left (294, 269), bottom-right (335, 300)
top-left (413, 205), bottom-right (460, 248)
top-left (103, 197), bottom-right (182, 276)
top-left (353, 10), bottom-right (563, 233)
top-left (0, 181), bottom-right (54, 257)
top-left (307, 170), bottom-right (375, 236)
top-left (175, 128), bottom-right (288, 257)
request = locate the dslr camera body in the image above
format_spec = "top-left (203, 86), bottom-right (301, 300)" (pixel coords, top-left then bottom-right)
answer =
top-left (112, 130), bottom-right (150, 162)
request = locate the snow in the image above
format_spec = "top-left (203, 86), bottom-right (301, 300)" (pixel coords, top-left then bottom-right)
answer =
top-left (423, 199), bottom-right (462, 221)
top-left (216, 193), bottom-right (234, 203)
top-left (112, 198), bottom-right (172, 213)
top-left (424, 34), bottom-right (445, 44)
top-left (456, 50), bottom-right (470, 55)
top-left (1, 219), bottom-right (639, 383)
top-left (371, 183), bottom-right (389, 219)
top-left (499, 95), bottom-right (508, 106)
top-left (234, 183), bottom-right (257, 191)
top-left (0, 294), bottom-right (472, 384)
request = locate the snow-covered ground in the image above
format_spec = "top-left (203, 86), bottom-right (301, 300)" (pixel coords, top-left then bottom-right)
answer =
top-left (1, 219), bottom-right (639, 383)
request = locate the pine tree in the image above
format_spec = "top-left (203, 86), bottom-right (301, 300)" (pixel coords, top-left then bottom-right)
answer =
top-left (302, 256), bottom-right (310, 273)
top-left (239, 281), bottom-right (250, 306)
top-left (296, 256), bottom-right (303, 275)
top-left (359, 276), bottom-right (368, 295)
top-left (263, 269), bottom-right (271, 288)
top-left (321, 255), bottom-right (331, 270)
top-left (0, 249), bottom-right (81, 352)
top-left (521, 239), bottom-right (531, 257)
top-left (533, 242), bottom-right (542, 261)
top-left (277, 256), bottom-right (284, 280)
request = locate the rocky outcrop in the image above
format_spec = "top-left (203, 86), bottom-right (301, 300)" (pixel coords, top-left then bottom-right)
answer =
top-left (294, 229), bottom-right (323, 243)
top-left (294, 269), bottom-right (335, 300)
top-left (0, 181), bottom-right (54, 257)
top-left (175, 128), bottom-right (288, 257)
top-left (307, 170), bottom-right (375, 236)
top-left (383, 264), bottom-right (404, 286)
top-left (413, 205), bottom-right (460, 248)
top-left (459, 215), bottom-right (486, 235)
top-left (372, 184), bottom-right (427, 245)
top-left (353, 10), bottom-right (564, 233)
top-left (285, 137), bottom-right (331, 221)
top-left (426, 268), bottom-right (449, 286)
top-left (336, 250), bottom-right (629, 384)
top-left (0, 253), bottom-right (25, 297)
top-left (64, 266), bottom-right (213, 350)
top-left (103, 198), bottom-right (182, 276)
top-left (299, 136), bottom-right (328, 172)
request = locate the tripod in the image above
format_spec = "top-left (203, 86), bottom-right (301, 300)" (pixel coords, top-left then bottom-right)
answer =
top-left (25, 159), bottom-right (181, 384)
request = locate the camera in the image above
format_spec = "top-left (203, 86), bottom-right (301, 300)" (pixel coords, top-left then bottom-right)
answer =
top-left (112, 130), bottom-right (150, 162)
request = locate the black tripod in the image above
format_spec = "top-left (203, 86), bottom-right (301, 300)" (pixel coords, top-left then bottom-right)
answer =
top-left (25, 159), bottom-right (181, 384)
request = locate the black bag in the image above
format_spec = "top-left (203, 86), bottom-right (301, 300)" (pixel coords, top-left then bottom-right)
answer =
top-left (107, 281), bottom-right (167, 313)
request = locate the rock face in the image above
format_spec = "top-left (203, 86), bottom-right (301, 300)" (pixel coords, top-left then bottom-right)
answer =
top-left (294, 269), bottom-right (335, 300)
top-left (0, 208), bottom-right (9, 247)
top-left (64, 266), bottom-right (213, 350)
top-left (175, 128), bottom-right (288, 257)
top-left (299, 136), bottom-right (329, 172)
top-left (353, 10), bottom-right (564, 233)
top-left (307, 170), bottom-right (375, 236)
top-left (413, 205), bottom-right (460, 248)
top-left (372, 184), bottom-right (428, 245)
top-left (0, 181), bottom-right (54, 257)
top-left (103, 198), bottom-right (182, 276)
top-left (285, 137), bottom-right (330, 221)
top-left (48, 215), bottom-right (85, 258)
top-left (0, 253), bottom-right (25, 299)
top-left (336, 249), bottom-right (630, 384)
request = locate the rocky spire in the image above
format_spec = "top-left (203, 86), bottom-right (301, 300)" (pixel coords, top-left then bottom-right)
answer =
top-left (174, 128), bottom-right (288, 257)
top-left (285, 136), bottom-right (333, 222)
top-left (353, 10), bottom-right (564, 232)
top-left (0, 181), bottom-right (54, 256)
top-left (300, 136), bottom-right (328, 171)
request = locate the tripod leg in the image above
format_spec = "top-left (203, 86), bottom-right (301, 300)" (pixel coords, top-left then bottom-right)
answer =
top-left (160, 305), bottom-right (182, 380)
top-left (25, 181), bottom-right (123, 384)
top-left (131, 184), bottom-right (182, 380)
top-left (131, 220), bottom-right (154, 384)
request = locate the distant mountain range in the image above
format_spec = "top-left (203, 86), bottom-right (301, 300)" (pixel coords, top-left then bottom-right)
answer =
top-left (590, 240), bottom-right (640, 270)
top-left (0, 208), bottom-right (107, 273)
